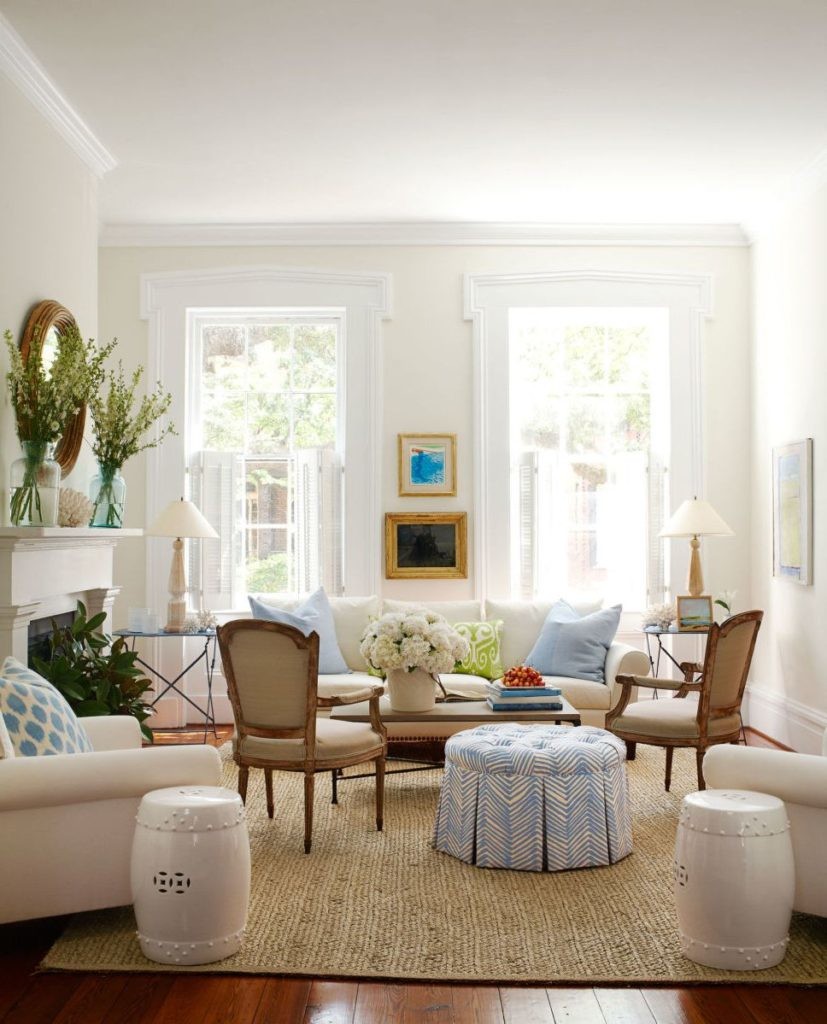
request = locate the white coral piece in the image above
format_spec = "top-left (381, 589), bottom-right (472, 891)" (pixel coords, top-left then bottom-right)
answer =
top-left (58, 488), bottom-right (94, 528)
top-left (641, 602), bottom-right (677, 630)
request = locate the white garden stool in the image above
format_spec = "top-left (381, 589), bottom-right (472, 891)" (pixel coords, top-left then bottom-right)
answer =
top-left (674, 789), bottom-right (795, 970)
top-left (131, 786), bottom-right (251, 965)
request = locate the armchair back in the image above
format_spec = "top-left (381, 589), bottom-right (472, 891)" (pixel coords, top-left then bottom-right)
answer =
top-left (699, 611), bottom-right (763, 735)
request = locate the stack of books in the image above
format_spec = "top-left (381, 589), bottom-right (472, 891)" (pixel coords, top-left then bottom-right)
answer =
top-left (485, 680), bottom-right (563, 712)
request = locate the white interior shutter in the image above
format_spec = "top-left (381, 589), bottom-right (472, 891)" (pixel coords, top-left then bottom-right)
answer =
top-left (193, 450), bottom-right (244, 610)
top-left (517, 451), bottom-right (538, 599)
top-left (647, 452), bottom-right (667, 603)
top-left (295, 448), bottom-right (343, 595)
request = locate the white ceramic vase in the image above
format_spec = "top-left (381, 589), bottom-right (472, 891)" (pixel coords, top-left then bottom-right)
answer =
top-left (386, 667), bottom-right (437, 713)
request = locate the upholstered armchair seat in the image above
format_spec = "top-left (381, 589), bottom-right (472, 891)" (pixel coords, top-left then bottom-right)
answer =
top-left (233, 718), bottom-right (384, 764)
top-left (610, 699), bottom-right (742, 740)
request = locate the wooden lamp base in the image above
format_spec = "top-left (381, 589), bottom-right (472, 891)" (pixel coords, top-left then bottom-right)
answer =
top-left (687, 534), bottom-right (705, 597)
top-left (163, 537), bottom-right (188, 633)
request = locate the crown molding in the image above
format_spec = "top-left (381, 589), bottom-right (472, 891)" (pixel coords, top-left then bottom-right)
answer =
top-left (99, 220), bottom-right (749, 249)
top-left (0, 13), bottom-right (116, 178)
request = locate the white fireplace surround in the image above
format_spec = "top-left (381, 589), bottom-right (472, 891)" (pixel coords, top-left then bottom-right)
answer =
top-left (0, 528), bottom-right (142, 664)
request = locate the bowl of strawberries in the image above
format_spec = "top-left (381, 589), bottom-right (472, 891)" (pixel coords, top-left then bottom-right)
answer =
top-left (501, 665), bottom-right (544, 688)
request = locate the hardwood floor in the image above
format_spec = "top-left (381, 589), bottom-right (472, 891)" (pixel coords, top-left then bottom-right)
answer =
top-left (1, 726), bottom-right (823, 1023)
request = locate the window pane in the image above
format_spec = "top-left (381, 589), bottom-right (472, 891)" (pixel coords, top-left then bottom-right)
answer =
top-left (567, 530), bottom-right (606, 591)
top-left (563, 326), bottom-right (604, 389)
top-left (245, 529), bottom-right (289, 592)
top-left (202, 391), bottom-right (246, 450)
top-left (248, 325), bottom-right (291, 392)
top-left (203, 326), bottom-right (244, 385)
top-left (608, 395), bottom-right (650, 452)
top-left (246, 460), bottom-right (289, 525)
top-left (293, 393), bottom-right (336, 449)
top-left (520, 400), bottom-right (560, 450)
top-left (565, 398), bottom-right (603, 454)
top-left (292, 324), bottom-right (337, 390)
top-left (247, 393), bottom-right (290, 454)
top-left (568, 462), bottom-right (606, 527)
top-left (607, 327), bottom-right (650, 390)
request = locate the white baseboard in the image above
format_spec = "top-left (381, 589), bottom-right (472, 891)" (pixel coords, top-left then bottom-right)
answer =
top-left (742, 684), bottom-right (827, 754)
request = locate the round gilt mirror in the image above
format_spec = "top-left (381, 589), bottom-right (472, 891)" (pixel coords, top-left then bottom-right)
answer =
top-left (19, 300), bottom-right (85, 475)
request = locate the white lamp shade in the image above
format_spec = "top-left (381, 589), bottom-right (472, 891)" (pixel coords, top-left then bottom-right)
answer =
top-left (147, 498), bottom-right (218, 540)
top-left (660, 498), bottom-right (734, 538)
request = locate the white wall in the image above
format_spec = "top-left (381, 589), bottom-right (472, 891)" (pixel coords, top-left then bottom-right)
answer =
top-left (0, 75), bottom-right (99, 502)
top-left (748, 180), bottom-right (827, 751)
top-left (100, 242), bottom-right (751, 625)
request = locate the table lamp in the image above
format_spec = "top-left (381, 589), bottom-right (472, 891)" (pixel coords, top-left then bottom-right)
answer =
top-left (660, 497), bottom-right (733, 597)
top-left (147, 498), bottom-right (218, 632)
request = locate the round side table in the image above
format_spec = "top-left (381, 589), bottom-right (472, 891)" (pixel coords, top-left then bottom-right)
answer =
top-left (674, 789), bottom-right (795, 970)
top-left (131, 786), bottom-right (250, 965)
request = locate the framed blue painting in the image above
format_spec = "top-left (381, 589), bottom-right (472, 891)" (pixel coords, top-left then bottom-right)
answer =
top-left (398, 433), bottom-right (457, 496)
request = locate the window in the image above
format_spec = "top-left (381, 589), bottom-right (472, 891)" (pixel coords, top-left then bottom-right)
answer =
top-left (189, 312), bottom-right (343, 609)
top-left (509, 307), bottom-right (669, 609)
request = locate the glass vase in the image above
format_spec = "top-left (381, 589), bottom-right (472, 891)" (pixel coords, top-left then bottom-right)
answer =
top-left (90, 464), bottom-right (126, 528)
top-left (9, 441), bottom-right (61, 527)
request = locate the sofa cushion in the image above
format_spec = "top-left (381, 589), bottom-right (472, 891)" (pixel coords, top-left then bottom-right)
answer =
top-left (249, 588), bottom-right (350, 674)
top-left (0, 657), bottom-right (93, 757)
top-left (0, 712), bottom-right (13, 760)
top-left (382, 598), bottom-right (482, 624)
top-left (453, 620), bottom-right (504, 680)
top-left (485, 597), bottom-right (603, 671)
top-left (524, 601), bottom-right (621, 683)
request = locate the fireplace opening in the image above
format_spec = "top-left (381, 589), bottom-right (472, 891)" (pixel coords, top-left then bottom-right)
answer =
top-left (28, 612), bottom-right (75, 665)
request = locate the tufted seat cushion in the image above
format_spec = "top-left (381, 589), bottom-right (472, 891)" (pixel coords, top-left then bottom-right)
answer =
top-left (434, 724), bottom-right (632, 872)
top-left (611, 698), bottom-right (741, 740)
top-left (233, 718), bottom-right (383, 764)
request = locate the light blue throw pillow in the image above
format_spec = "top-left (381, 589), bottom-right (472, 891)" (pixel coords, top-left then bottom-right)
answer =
top-left (524, 601), bottom-right (622, 683)
top-left (0, 656), bottom-right (93, 756)
top-left (248, 588), bottom-right (351, 675)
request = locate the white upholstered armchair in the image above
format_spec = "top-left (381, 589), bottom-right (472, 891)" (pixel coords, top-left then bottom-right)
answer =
top-left (704, 731), bottom-right (827, 917)
top-left (0, 715), bottom-right (221, 924)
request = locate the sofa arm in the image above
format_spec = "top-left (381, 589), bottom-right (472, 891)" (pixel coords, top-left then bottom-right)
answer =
top-left (605, 643), bottom-right (650, 694)
top-left (704, 745), bottom-right (827, 810)
top-left (80, 715), bottom-right (143, 751)
top-left (0, 745), bottom-right (222, 813)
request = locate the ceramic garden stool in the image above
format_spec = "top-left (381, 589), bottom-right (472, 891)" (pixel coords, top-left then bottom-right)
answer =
top-left (674, 789), bottom-right (795, 970)
top-left (433, 724), bottom-right (632, 871)
top-left (131, 786), bottom-right (251, 965)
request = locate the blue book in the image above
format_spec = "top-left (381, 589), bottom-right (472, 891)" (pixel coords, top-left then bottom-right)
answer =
top-left (487, 683), bottom-right (562, 698)
top-left (487, 699), bottom-right (563, 712)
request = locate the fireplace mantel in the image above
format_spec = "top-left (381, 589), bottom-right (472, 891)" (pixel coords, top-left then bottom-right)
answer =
top-left (0, 527), bottom-right (142, 663)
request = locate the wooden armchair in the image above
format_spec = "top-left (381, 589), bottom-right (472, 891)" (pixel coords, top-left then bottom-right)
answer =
top-left (217, 619), bottom-right (387, 852)
top-left (606, 611), bottom-right (763, 791)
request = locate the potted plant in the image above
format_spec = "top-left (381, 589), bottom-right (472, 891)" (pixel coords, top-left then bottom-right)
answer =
top-left (32, 602), bottom-right (155, 741)
top-left (88, 363), bottom-right (175, 527)
top-left (360, 609), bottom-right (469, 712)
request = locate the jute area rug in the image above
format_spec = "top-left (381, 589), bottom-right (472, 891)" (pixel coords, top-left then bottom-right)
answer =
top-left (42, 742), bottom-right (827, 983)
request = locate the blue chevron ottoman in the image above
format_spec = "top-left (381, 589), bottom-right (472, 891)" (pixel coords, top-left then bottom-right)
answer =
top-left (433, 724), bottom-right (633, 871)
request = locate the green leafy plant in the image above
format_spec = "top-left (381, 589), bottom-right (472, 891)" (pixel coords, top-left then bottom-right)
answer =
top-left (32, 602), bottom-right (155, 742)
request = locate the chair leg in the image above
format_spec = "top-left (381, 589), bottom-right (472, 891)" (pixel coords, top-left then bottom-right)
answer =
top-left (665, 748), bottom-right (674, 792)
top-left (625, 741), bottom-right (637, 761)
top-left (696, 748), bottom-right (706, 790)
top-left (265, 768), bottom-right (274, 819)
top-left (238, 765), bottom-right (249, 805)
top-left (375, 756), bottom-right (385, 832)
top-left (304, 772), bottom-right (315, 854)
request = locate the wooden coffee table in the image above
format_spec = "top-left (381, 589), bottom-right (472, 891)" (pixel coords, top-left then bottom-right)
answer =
top-left (328, 696), bottom-right (581, 797)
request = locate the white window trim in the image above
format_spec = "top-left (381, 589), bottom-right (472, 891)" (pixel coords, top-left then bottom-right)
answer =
top-left (140, 265), bottom-right (392, 620)
top-left (464, 269), bottom-right (713, 603)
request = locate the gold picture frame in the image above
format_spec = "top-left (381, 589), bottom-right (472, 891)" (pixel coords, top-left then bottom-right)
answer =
top-left (676, 596), bottom-right (713, 631)
top-left (398, 433), bottom-right (457, 496)
top-left (385, 512), bottom-right (467, 579)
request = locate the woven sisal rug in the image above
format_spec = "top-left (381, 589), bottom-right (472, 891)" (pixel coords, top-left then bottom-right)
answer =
top-left (41, 742), bottom-right (827, 983)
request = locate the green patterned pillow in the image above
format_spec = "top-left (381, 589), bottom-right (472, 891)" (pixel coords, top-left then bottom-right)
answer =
top-left (453, 621), bottom-right (504, 680)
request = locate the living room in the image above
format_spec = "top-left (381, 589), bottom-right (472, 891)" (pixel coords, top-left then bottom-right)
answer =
top-left (0, 1), bottom-right (825, 1021)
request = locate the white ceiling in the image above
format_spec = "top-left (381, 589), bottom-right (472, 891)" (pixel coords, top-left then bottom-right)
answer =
top-left (2, 0), bottom-right (826, 228)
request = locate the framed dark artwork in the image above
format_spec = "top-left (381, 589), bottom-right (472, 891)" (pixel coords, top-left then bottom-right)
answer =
top-left (385, 512), bottom-right (467, 579)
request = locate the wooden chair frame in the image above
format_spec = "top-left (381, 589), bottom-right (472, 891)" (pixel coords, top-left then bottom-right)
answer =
top-left (217, 619), bottom-right (387, 852)
top-left (606, 610), bottom-right (763, 791)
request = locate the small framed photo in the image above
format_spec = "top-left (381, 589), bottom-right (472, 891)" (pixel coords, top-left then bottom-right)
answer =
top-left (676, 596), bottom-right (713, 631)
top-left (398, 433), bottom-right (457, 496)
top-left (773, 438), bottom-right (813, 585)
top-left (385, 512), bottom-right (467, 579)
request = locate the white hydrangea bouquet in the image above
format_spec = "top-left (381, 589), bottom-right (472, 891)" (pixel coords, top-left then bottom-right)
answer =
top-left (359, 609), bottom-right (469, 676)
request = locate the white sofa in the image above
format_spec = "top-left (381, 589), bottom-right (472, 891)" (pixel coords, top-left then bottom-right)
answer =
top-left (704, 731), bottom-right (827, 917)
top-left (250, 595), bottom-right (651, 737)
top-left (0, 715), bottom-right (222, 924)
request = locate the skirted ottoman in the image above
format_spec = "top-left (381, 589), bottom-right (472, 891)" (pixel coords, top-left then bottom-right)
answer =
top-left (433, 724), bottom-right (632, 871)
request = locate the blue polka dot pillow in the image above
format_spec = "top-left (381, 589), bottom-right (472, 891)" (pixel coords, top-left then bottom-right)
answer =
top-left (0, 656), bottom-right (93, 757)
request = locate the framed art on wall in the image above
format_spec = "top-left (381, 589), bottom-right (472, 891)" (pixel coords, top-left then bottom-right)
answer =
top-left (385, 512), bottom-right (467, 579)
top-left (398, 434), bottom-right (457, 496)
top-left (773, 438), bottom-right (813, 584)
